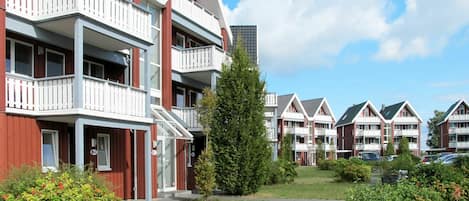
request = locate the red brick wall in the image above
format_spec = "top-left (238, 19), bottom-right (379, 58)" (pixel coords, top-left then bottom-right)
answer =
top-left (440, 121), bottom-right (449, 149)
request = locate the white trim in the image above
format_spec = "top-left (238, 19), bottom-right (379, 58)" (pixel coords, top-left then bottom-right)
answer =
top-left (441, 99), bottom-right (469, 124)
top-left (41, 129), bottom-right (59, 172)
top-left (6, 38), bottom-right (34, 77)
top-left (175, 32), bottom-right (186, 48)
top-left (311, 98), bottom-right (336, 122)
top-left (390, 101), bottom-right (423, 122)
top-left (45, 49), bottom-right (66, 77)
top-left (97, 133), bottom-right (112, 171)
top-left (279, 94), bottom-right (308, 119)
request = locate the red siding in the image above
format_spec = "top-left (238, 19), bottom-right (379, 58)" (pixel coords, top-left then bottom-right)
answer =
top-left (0, 0), bottom-right (7, 179)
top-left (221, 28), bottom-right (229, 51)
top-left (136, 126), bottom-right (157, 199)
top-left (176, 139), bottom-right (186, 190)
top-left (162, 0), bottom-right (172, 110)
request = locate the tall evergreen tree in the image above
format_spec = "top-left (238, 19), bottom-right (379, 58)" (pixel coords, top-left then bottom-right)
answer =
top-left (211, 39), bottom-right (270, 195)
top-left (398, 137), bottom-right (410, 155)
top-left (280, 135), bottom-right (293, 161)
top-left (316, 140), bottom-right (325, 162)
top-left (427, 110), bottom-right (445, 148)
top-left (385, 142), bottom-right (395, 156)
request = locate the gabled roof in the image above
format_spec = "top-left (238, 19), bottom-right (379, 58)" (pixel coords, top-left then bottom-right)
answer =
top-left (302, 98), bottom-right (336, 122)
top-left (277, 93), bottom-right (307, 118)
top-left (336, 101), bottom-right (385, 127)
top-left (380, 101), bottom-right (423, 122)
top-left (439, 99), bottom-right (468, 125)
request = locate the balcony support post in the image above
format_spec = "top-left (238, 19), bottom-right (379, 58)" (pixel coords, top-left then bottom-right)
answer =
top-left (144, 128), bottom-right (152, 201)
top-left (75, 118), bottom-right (85, 170)
top-left (143, 49), bottom-right (151, 117)
top-left (210, 72), bottom-right (217, 91)
top-left (74, 19), bottom-right (84, 109)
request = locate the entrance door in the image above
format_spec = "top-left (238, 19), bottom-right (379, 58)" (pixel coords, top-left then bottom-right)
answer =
top-left (157, 136), bottom-right (176, 192)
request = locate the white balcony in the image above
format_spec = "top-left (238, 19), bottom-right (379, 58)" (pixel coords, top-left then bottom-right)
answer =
top-left (283, 112), bottom-right (305, 120)
top-left (172, 0), bottom-right (221, 36)
top-left (354, 144), bottom-right (381, 151)
top-left (449, 141), bottom-right (469, 149)
top-left (449, 114), bottom-right (469, 121)
top-left (394, 129), bottom-right (419, 137)
top-left (394, 143), bottom-right (419, 150)
top-left (355, 117), bottom-right (382, 123)
top-left (265, 93), bottom-right (277, 107)
top-left (6, 0), bottom-right (151, 42)
top-left (284, 127), bottom-right (309, 135)
top-left (293, 143), bottom-right (309, 151)
top-left (314, 144), bottom-right (336, 151)
top-left (5, 73), bottom-right (148, 122)
top-left (355, 130), bottom-right (381, 137)
top-left (171, 107), bottom-right (202, 131)
top-left (394, 117), bottom-right (419, 123)
top-left (314, 115), bottom-right (333, 122)
top-left (449, 128), bottom-right (469, 134)
top-left (314, 128), bottom-right (337, 137)
top-left (172, 45), bottom-right (230, 73)
top-left (266, 127), bottom-right (277, 142)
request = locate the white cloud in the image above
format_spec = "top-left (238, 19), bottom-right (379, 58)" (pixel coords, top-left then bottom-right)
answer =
top-left (435, 93), bottom-right (469, 102)
top-left (430, 80), bottom-right (469, 88)
top-left (225, 0), bottom-right (469, 71)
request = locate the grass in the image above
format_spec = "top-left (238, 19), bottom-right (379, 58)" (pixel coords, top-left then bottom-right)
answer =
top-left (245, 166), bottom-right (360, 200)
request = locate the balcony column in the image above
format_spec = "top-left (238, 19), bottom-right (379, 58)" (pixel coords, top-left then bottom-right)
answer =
top-left (144, 128), bottom-right (152, 201)
top-left (210, 72), bottom-right (217, 91)
top-left (74, 19), bottom-right (84, 109)
top-left (144, 50), bottom-right (151, 117)
top-left (75, 118), bottom-right (85, 170)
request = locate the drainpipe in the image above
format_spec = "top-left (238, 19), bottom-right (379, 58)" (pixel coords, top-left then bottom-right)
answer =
top-left (133, 129), bottom-right (137, 200)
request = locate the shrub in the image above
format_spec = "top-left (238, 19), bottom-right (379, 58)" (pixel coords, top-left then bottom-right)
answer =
top-left (334, 158), bottom-right (370, 183)
top-left (265, 159), bottom-right (297, 185)
top-left (346, 181), bottom-right (443, 201)
top-left (0, 165), bottom-right (118, 201)
top-left (317, 159), bottom-right (337, 170)
top-left (195, 147), bottom-right (216, 201)
top-left (453, 155), bottom-right (469, 176)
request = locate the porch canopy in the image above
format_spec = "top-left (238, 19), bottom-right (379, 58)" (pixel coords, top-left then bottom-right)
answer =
top-left (151, 106), bottom-right (193, 140)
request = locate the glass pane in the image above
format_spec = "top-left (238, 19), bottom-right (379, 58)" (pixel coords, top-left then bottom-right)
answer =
top-left (97, 137), bottom-right (107, 166)
top-left (150, 6), bottom-right (160, 28)
top-left (46, 51), bottom-right (64, 77)
top-left (83, 62), bottom-right (90, 76)
top-left (165, 139), bottom-right (175, 188)
top-left (15, 43), bottom-right (32, 76)
top-left (175, 88), bottom-right (185, 107)
top-left (6, 40), bottom-right (10, 72)
top-left (91, 63), bottom-right (104, 78)
top-left (157, 140), bottom-right (163, 189)
top-left (150, 64), bottom-right (160, 90)
top-left (151, 30), bottom-right (160, 64)
top-left (42, 133), bottom-right (56, 167)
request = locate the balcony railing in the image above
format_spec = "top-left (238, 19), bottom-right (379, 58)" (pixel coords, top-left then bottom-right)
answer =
top-left (171, 107), bottom-right (202, 131)
top-left (314, 144), bottom-right (336, 151)
top-left (6, 0), bottom-right (151, 42)
top-left (449, 114), bottom-right (469, 121)
top-left (283, 112), bottom-right (305, 120)
top-left (394, 129), bottom-right (419, 137)
top-left (355, 117), bottom-right (382, 123)
top-left (172, 0), bottom-right (220, 36)
top-left (394, 143), bottom-right (419, 150)
top-left (354, 143), bottom-right (381, 151)
top-left (266, 127), bottom-right (277, 141)
top-left (449, 127), bottom-right (469, 134)
top-left (265, 93), bottom-right (277, 107)
top-left (172, 45), bottom-right (230, 73)
top-left (284, 127), bottom-right (309, 135)
top-left (5, 73), bottom-right (146, 119)
top-left (449, 141), bottom-right (469, 149)
top-left (314, 128), bottom-right (337, 136)
top-left (356, 129), bottom-right (381, 137)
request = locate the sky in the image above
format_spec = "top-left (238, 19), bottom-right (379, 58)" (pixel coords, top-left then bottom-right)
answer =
top-left (222, 0), bottom-right (469, 150)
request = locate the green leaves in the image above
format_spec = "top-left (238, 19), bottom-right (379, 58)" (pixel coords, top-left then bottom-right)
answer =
top-left (427, 110), bottom-right (445, 148)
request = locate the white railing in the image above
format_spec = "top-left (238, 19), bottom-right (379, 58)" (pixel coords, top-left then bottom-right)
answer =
top-left (449, 114), bottom-right (469, 121)
top-left (265, 93), bottom-right (277, 107)
top-left (394, 129), bottom-right (419, 137)
top-left (293, 143), bottom-right (309, 151)
top-left (356, 117), bottom-right (382, 123)
top-left (394, 143), bottom-right (419, 150)
top-left (283, 112), bottom-right (305, 120)
top-left (172, 0), bottom-right (220, 36)
top-left (284, 127), bottom-right (309, 135)
top-left (449, 127), bottom-right (469, 134)
top-left (356, 129), bottom-right (381, 137)
top-left (172, 107), bottom-right (202, 130)
top-left (172, 45), bottom-right (230, 73)
top-left (314, 128), bottom-right (337, 136)
top-left (394, 117), bottom-right (419, 123)
top-left (315, 115), bottom-right (333, 122)
top-left (6, 0), bottom-right (151, 42)
top-left (5, 74), bottom-right (146, 118)
top-left (266, 127), bottom-right (277, 141)
top-left (449, 141), bottom-right (469, 149)
top-left (354, 144), bottom-right (381, 151)
top-left (315, 144), bottom-right (336, 151)
top-left (83, 76), bottom-right (146, 117)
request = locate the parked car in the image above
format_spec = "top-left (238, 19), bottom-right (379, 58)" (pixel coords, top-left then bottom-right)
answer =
top-left (358, 152), bottom-right (381, 161)
top-left (384, 155), bottom-right (398, 162)
top-left (436, 153), bottom-right (469, 165)
top-left (421, 155), bottom-right (439, 164)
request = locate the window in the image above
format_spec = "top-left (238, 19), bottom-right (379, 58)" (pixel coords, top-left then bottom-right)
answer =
top-left (187, 39), bottom-right (200, 48)
top-left (42, 130), bottom-right (59, 172)
top-left (175, 87), bottom-right (185, 107)
top-left (6, 39), bottom-right (34, 76)
top-left (97, 134), bottom-right (111, 171)
top-left (46, 49), bottom-right (65, 77)
top-left (175, 33), bottom-right (185, 48)
top-left (189, 91), bottom-right (202, 107)
top-left (83, 60), bottom-right (104, 79)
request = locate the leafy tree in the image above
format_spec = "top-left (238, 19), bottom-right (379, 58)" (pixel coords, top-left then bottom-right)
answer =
top-left (316, 140), bottom-right (325, 162)
top-left (398, 137), bottom-right (410, 155)
top-left (385, 142), bottom-right (395, 156)
top-left (329, 140), bottom-right (336, 160)
top-left (280, 134), bottom-right (293, 161)
top-left (427, 110), bottom-right (445, 148)
top-left (194, 89), bottom-right (217, 200)
top-left (211, 39), bottom-right (271, 195)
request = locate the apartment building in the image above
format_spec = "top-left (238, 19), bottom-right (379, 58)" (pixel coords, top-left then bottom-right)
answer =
top-left (336, 101), bottom-right (385, 158)
top-left (265, 93), bottom-right (279, 160)
top-left (277, 94), bottom-right (310, 165)
top-left (302, 98), bottom-right (337, 163)
top-left (380, 101), bottom-right (422, 156)
top-left (230, 25), bottom-right (258, 65)
top-left (438, 99), bottom-right (469, 152)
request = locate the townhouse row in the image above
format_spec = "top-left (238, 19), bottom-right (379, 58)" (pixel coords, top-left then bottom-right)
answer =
top-left (0, 0), bottom-right (245, 200)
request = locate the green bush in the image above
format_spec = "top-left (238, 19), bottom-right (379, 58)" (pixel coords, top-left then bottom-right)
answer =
top-left (195, 147), bottom-right (216, 201)
top-left (0, 165), bottom-right (118, 201)
top-left (453, 156), bottom-right (469, 176)
top-left (346, 181), bottom-right (443, 201)
top-left (265, 159), bottom-right (297, 185)
top-left (317, 159), bottom-right (337, 170)
top-left (334, 158), bottom-right (370, 183)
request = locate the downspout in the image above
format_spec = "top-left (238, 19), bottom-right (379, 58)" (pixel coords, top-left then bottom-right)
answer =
top-left (133, 129), bottom-right (138, 200)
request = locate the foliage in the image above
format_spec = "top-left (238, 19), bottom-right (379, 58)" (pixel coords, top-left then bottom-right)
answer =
top-left (266, 135), bottom-right (297, 185)
top-left (385, 142), bottom-right (395, 156)
top-left (391, 154), bottom-right (417, 172)
top-left (280, 135), bottom-right (293, 162)
top-left (211, 38), bottom-right (271, 195)
top-left (427, 110), bottom-right (445, 148)
top-left (453, 156), bottom-right (469, 176)
top-left (317, 160), bottom-right (337, 171)
top-left (329, 140), bottom-right (336, 160)
top-left (0, 165), bottom-right (118, 201)
top-left (315, 140), bottom-right (325, 163)
top-left (195, 146), bottom-right (216, 201)
top-left (346, 181), bottom-right (444, 201)
top-left (197, 88), bottom-right (217, 140)
top-left (398, 137), bottom-right (410, 155)
top-left (334, 158), bottom-right (371, 183)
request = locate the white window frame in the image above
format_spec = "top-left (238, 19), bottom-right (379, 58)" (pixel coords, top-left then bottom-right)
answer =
top-left (41, 129), bottom-right (59, 172)
top-left (45, 49), bottom-right (65, 77)
top-left (187, 38), bottom-right (200, 48)
top-left (175, 87), bottom-right (186, 107)
top-left (83, 60), bottom-right (105, 79)
top-left (6, 38), bottom-right (34, 77)
top-left (175, 33), bottom-right (186, 48)
top-left (97, 133), bottom-right (111, 171)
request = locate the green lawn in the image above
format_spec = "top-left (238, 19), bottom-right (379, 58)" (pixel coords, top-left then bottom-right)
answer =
top-left (246, 167), bottom-right (359, 200)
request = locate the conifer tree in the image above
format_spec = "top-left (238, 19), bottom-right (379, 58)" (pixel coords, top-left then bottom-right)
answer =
top-left (398, 137), bottom-right (410, 155)
top-left (211, 39), bottom-right (270, 195)
top-left (385, 142), bottom-right (395, 156)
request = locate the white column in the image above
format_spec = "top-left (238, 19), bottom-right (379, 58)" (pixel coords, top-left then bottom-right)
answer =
top-left (144, 128), bottom-right (152, 201)
top-left (75, 118), bottom-right (85, 170)
top-left (74, 19), bottom-right (84, 109)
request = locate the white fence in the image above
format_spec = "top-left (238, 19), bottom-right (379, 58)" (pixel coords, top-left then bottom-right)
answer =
top-left (172, 0), bottom-right (220, 36)
top-left (172, 107), bottom-right (202, 130)
top-left (6, 0), bottom-right (151, 41)
top-left (265, 93), bottom-right (277, 107)
top-left (172, 45), bottom-right (229, 73)
top-left (5, 74), bottom-right (146, 117)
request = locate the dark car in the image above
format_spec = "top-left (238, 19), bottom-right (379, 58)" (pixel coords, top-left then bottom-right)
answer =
top-left (359, 152), bottom-right (380, 161)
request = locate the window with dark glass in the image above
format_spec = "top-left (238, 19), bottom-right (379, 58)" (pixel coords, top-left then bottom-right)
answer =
top-left (46, 50), bottom-right (65, 77)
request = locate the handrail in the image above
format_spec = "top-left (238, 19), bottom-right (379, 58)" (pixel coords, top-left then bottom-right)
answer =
top-left (83, 75), bottom-right (146, 93)
top-left (172, 45), bottom-right (224, 52)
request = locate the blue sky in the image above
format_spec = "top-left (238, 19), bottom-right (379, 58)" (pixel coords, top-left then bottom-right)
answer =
top-left (223, 0), bottom-right (469, 149)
